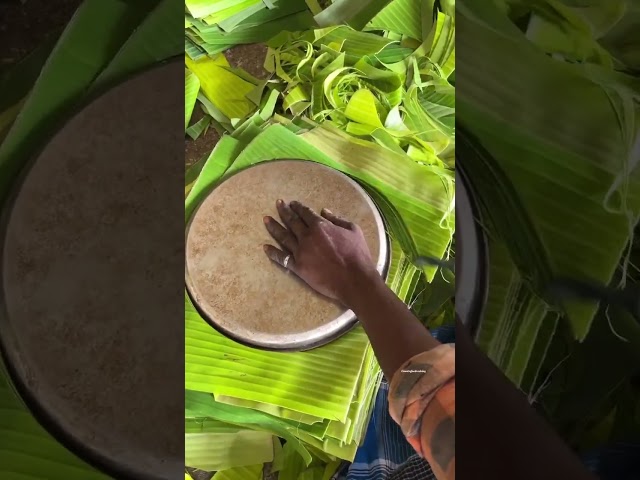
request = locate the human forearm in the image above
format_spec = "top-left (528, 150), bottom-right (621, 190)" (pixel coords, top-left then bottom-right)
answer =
top-left (456, 321), bottom-right (596, 480)
top-left (343, 270), bottom-right (441, 381)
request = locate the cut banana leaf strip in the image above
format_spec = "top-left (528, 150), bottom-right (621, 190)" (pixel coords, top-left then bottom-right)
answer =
top-left (185, 135), bottom-right (242, 219)
top-left (298, 126), bottom-right (454, 281)
top-left (185, 418), bottom-right (246, 434)
top-left (185, 430), bottom-right (274, 471)
top-left (93, 0), bottom-right (183, 89)
top-left (185, 54), bottom-right (255, 120)
top-left (277, 441), bottom-right (306, 480)
top-left (185, 390), bottom-right (313, 465)
top-left (185, 69), bottom-right (201, 131)
top-left (322, 460), bottom-right (343, 480)
top-left (186, 115), bottom-right (211, 140)
top-left (262, 24), bottom-right (455, 165)
top-left (186, 38), bottom-right (207, 60)
top-left (211, 464), bottom-right (263, 480)
top-left (191, 10), bottom-right (315, 46)
top-left (368, 0), bottom-right (427, 41)
top-left (314, 0), bottom-right (394, 31)
top-left (213, 395), bottom-right (324, 425)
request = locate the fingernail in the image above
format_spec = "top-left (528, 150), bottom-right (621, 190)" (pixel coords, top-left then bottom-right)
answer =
top-left (263, 216), bottom-right (270, 224)
top-left (263, 245), bottom-right (268, 252)
top-left (323, 208), bottom-right (332, 215)
top-left (277, 199), bottom-right (284, 205)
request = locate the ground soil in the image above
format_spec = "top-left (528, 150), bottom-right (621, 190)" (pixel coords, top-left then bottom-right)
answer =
top-left (0, 0), bottom-right (81, 69)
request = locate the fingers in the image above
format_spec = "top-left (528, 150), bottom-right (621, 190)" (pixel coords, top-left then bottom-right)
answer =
top-left (321, 208), bottom-right (355, 230)
top-left (263, 216), bottom-right (297, 253)
top-left (290, 201), bottom-right (322, 227)
top-left (263, 244), bottom-right (296, 272)
top-left (276, 199), bottom-right (306, 237)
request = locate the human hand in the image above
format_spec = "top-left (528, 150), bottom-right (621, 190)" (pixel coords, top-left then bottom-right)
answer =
top-left (263, 199), bottom-right (379, 306)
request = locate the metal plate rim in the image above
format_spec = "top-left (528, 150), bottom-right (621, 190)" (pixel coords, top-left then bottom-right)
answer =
top-left (455, 161), bottom-right (490, 339)
top-left (185, 159), bottom-right (390, 352)
top-left (0, 57), bottom-right (183, 480)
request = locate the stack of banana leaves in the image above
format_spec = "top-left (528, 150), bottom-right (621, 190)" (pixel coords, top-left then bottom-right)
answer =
top-left (456, 0), bottom-right (640, 453)
top-left (184, 0), bottom-right (454, 60)
top-left (0, 0), bottom-right (182, 478)
top-left (184, 0), bottom-right (456, 477)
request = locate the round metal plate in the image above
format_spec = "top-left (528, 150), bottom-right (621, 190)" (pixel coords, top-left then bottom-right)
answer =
top-left (0, 60), bottom-right (183, 480)
top-left (185, 160), bottom-right (389, 351)
top-left (455, 163), bottom-right (489, 337)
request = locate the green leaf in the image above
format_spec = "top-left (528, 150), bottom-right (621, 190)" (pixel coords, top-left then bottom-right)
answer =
top-left (185, 390), bottom-right (313, 465)
top-left (458, 0), bottom-right (640, 340)
top-left (0, 0), bottom-right (139, 201)
top-left (368, 0), bottom-right (429, 41)
top-left (93, 0), bottom-right (183, 89)
top-left (211, 464), bottom-right (264, 480)
top-left (185, 69), bottom-right (201, 130)
top-left (185, 429), bottom-right (273, 471)
top-left (314, 0), bottom-right (394, 31)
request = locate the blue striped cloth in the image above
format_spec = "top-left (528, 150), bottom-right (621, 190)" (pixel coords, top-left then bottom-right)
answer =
top-left (336, 325), bottom-right (456, 480)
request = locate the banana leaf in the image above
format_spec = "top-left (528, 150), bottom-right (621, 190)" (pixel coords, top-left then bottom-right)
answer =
top-left (458, 0), bottom-right (640, 341)
top-left (0, 0), bottom-right (136, 199)
top-left (212, 464), bottom-right (263, 480)
top-left (185, 429), bottom-right (274, 471)
top-left (93, 0), bottom-right (183, 88)
top-left (185, 390), bottom-right (313, 465)
top-left (368, 0), bottom-right (428, 41)
top-left (185, 69), bottom-right (201, 130)
top-left (457, 0), bottom-right (640, 449)
top-left (314, 0), bottom-right (394, 30)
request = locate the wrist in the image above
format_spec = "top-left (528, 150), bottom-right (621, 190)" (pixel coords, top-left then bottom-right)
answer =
top-left (339, 266), bottom-right (385, 311)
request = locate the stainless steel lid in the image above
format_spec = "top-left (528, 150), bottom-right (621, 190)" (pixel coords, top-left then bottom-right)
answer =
top-left (185, 159), bottom-right (389, 351)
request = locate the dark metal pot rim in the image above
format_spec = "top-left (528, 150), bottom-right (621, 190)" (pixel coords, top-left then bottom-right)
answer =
top-left (185, 158), bottom-right (391, 352)
top-left (0, 58), bottom-right (183, 480)
top-left (455, 161), bottom-right (490, 339)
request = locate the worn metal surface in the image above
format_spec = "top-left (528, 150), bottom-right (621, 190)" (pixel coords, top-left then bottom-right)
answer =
top-left (186, 160), bottom-right (389, 351)
top-left (0, 60), bottom-right (184, 480)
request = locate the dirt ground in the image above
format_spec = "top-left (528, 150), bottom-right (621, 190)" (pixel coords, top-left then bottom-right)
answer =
top-left (0, 0), bottom-right (81, 69)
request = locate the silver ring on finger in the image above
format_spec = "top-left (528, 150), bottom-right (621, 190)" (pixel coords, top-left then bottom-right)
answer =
top-left (283, 254), bottom-right (292, 269)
